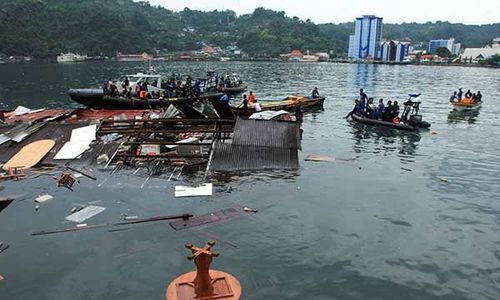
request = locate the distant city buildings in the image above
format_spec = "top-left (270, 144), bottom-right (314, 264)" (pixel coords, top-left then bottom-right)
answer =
top-left (460, 37), bottom-right (500, 63)
top-left (428, 38), bottom-right (461, 55)
top-left (280, 50), bottom-right (329, 62)
top-left (348, 15), bottom-right (383, 60)
top-left (379, 41), bottom-right (410, 62)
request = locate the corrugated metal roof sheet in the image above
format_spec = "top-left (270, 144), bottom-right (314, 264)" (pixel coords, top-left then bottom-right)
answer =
top-left (0, 123), bottom-right (89, 164)
top-left (232, 118), bottom-right (301, 150)
top-left (210, 143), bottom-right (299, 171)
top-left (5, 109), bottom-right (74, 124)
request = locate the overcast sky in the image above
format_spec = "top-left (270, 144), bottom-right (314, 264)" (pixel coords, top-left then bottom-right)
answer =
top-left (146, 0), bottom-right (499, 25)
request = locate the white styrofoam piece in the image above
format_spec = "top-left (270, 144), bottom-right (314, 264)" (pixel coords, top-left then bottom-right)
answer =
top-left (174, 183), bottom-right (213, 198)
top-left (65, 205), bottom-right (106, 223)
top-left (35, 194), bottom-right (54, 203)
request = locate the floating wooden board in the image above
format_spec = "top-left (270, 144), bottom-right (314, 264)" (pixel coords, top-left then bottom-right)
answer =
top-left (304, 155), bottom-right (335, 162)
top-left (169, 208), bottom-right (242, 231)
top-left (3, 139), bottom-right (55, 171)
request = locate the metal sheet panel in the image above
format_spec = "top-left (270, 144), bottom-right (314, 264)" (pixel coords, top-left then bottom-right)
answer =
top-left (232, 118), bottom-right (301, 149)
top-left (169, 207), bottom-right (242, 231)
top-left (209, 143), bottom-right (299, 171)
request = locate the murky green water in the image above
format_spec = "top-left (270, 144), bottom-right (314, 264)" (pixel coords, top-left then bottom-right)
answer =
top-left (0, 62), bottom-right (499, 299)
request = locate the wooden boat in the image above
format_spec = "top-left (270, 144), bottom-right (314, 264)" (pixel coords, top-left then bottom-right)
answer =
top-left (351, 114), bottom-right (430, 131)
top-left (449, 99), bottom-right (482, 111)
top-left (67, 89), bottom-right (222, 110)
top-left (231, 95), bottom-right (325, 116)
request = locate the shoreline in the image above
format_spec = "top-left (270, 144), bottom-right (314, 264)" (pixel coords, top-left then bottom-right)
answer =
top-left (1, 58), bottom-right (498, 69)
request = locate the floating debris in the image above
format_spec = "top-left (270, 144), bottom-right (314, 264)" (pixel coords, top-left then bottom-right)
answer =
top-left (170, 208), bottom-right (242, 231)
top-left (243, 207), bottom-right (259, 213)
top-left (55, 173), bottom-right (79, 191)
top-left (175, 183), bottom-right (213, 197)
top-left (34, 194), bottom-right (54, 203)
top-left (304, 155), bottom-right (335, 162)
top-left (32, 213), bottom-right (192, 236)
top-left (65, 205), bottom-right (106, 223)
top-left (96, 154), bottom-right (109, 165)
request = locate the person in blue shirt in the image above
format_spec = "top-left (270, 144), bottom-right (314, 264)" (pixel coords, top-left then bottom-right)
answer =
top-left (373, 98), bottom-right (384, 119)
top-left (220, 93), bottom-right (230, 102)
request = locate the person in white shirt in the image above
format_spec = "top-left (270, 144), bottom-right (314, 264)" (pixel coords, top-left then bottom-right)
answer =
top-left (253, 99), bottom-right (262, 112)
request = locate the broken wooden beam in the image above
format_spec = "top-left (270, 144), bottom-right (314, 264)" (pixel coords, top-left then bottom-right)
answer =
top-left (31, 213), bottom-right (193, 236)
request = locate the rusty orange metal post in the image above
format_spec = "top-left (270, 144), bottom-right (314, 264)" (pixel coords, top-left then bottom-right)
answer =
top-left (166, 241), bottom-right (241, 300)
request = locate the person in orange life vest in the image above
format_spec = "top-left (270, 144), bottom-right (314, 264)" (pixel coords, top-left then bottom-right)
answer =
top-left (248, 91), bottom-right (256, 106)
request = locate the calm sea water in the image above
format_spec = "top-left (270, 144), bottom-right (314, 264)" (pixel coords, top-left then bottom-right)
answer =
top-left (0, 61), bottom-right (499, 300)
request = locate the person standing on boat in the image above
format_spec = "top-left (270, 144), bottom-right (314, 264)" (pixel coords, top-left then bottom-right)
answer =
top-left (248, 91), bottom-right (256, 106)
top-left (457, 88), bottom-right (463, 101)
top-left (242, 94), bottom-right (249, 114)
top-left (312, 87), bottom-right (320, 99)
top-left (449, 91), bottom-right (457, 103)
top-left (358, 89), bottom-right (368, 115)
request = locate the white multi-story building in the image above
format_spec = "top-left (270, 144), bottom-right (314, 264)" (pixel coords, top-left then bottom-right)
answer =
top-left (348, 15), bottom-right (383, 60)
top-left (428, 38), bottom-right (461, 55)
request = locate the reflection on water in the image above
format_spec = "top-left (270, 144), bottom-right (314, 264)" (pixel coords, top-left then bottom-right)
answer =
top-left (447, 109), bottom-right (480, 124)
top-left (349, 121), bottom-right (421, 158)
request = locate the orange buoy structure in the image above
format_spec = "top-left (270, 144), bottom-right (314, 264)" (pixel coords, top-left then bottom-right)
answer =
top-left (166, 241), bottom-right (241, 300)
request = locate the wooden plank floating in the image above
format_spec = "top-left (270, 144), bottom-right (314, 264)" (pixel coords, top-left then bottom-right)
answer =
top-left (3, 139), bottom-right (55, 171)
top-left (169, 208), bottom-right (242, 231)
top-left (32, 213), bottom-right (193, 236)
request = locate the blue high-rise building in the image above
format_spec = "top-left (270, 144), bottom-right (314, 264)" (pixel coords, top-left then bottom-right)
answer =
top-left (348, 15), bottom-right (383, 60)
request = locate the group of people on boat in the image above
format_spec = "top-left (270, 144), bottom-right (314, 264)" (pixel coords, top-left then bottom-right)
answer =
top-left (213, 73), bottom-right (243, 91)
top-left (347, 89), bottom-right (402, 123)
top-left (449, 88), bottom-right (482, 104)
top-left (227, 91), bottom-right (261, 113)
top-left (102, 74), bottom-right (206, 101)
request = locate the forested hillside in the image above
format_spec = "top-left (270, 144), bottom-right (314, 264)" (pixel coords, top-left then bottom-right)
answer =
top-left (0, 0), bottom-right (498, 58)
